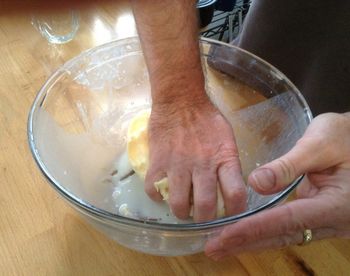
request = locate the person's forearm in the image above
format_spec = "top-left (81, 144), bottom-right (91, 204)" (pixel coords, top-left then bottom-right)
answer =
top-left (130, 0), bottom-right (206, 106)
top-left (131, 1), bottom-right (246, 222)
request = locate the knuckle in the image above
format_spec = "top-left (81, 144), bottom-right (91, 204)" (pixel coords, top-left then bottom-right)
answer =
top-left (275, 157), bottom-right (297, 183)
top-left (220, 158), bottom-right (241, 171)
top-left (302, 135), bottom-right (327, 152)
top-left (144, 176), bottom-right (157, 191)
top-left (217, 147), bottom-right (240, 164)
top-left (196, 198), bottom-right (216, 213)
top-left (169, 197), bottom-right (185, 211)
top-left (169, 197), bottom-right (190, 218)
top-left (279, 206), bottom-right (296, 234)
top-left (195, 162), bottom-right (213, 174)
top-left (279, 205), bottom-right (305, 234)
top-left (299, 135), bottom-right (337, 161)
top-left (226, 185), bottom-right (247, 201)
top-left (144, 183), bottom-right (158, 199)
top-left (276, 236), bottom-right (294, 248)
top-left (209, 141), bottom-right (238, 163)
top-left (224, 188), bottom-right (247, 213)
top-left (145, 176), bottom-right (165, 201)
top-left (249, 221), bottom-right (264, 240)
top-left (144, 179), bottom-right (156, 193)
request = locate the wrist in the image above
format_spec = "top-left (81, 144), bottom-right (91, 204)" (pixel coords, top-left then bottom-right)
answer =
top-left (150, 67), bottom-right (207, 105)
top-left (151, 88), bottom-right (216, 128)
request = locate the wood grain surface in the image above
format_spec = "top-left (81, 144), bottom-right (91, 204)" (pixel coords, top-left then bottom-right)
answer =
top-left (1, 2), bottom-right (349, 275)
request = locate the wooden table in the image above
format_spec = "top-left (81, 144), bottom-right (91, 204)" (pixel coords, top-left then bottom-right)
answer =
top-left (1, 2), bottom-right (349, 275)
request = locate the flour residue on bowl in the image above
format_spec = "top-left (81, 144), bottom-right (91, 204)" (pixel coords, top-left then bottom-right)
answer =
top-left (33, 62), bottom-right (307, 224)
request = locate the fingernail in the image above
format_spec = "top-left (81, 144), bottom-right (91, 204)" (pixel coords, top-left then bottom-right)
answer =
top-left (251, 168), bottom-right (275, 191)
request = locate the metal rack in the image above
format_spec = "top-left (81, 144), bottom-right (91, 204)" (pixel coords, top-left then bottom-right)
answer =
top-left (200, 0), bottom-right (252, 42)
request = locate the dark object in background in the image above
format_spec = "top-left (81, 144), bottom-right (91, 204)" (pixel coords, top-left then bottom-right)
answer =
top-left (197, 0), bottom-right (217, 28)
top-left (215, 0), bottom-right (237, 12)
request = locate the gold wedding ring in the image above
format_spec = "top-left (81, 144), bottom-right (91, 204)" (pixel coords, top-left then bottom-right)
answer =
top-left (300, 229), bottom-right (313, 245)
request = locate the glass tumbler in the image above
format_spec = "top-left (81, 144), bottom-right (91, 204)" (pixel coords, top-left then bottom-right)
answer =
top-left (31, 10), bottom-right (79, 44)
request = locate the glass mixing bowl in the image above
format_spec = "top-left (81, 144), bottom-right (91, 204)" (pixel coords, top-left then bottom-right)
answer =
top-left (28, 37), bottom-right (312, 256)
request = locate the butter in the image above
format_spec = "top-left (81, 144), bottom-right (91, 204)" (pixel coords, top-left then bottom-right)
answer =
top-left (126, 109), bottom-right (226, 218)
top-left (127, 109), bottom-right (151, 178)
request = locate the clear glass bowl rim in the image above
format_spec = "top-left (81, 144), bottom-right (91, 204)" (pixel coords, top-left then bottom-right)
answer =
top-left (27, 36), bottom-right (313, 231)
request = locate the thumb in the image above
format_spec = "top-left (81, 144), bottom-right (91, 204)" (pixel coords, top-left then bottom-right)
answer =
top-left (248, 136), bottom-right (338, 194)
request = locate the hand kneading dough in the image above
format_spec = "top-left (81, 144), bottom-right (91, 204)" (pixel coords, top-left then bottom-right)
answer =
top-left (127, 109), bottom-right (225, 218)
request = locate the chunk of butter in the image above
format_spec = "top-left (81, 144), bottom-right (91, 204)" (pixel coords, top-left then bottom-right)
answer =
top-left (127, 109), bottom-right (151, 178)
top-left (126, 109), bottom-right (225, 218)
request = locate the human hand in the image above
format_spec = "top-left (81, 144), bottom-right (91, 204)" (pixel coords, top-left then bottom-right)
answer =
top-left (145, 95), bottom-right (247, 222)
top-left (205, 112), bottom-right (350, 259)
top-left (130, 0), bottom-right (246, 222)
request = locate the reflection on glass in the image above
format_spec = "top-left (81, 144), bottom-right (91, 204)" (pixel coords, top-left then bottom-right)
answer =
top-left (115, 14), bottom-right (137, 39)
top-left (31, 10), bottom-right (79, 44)
top-left (92, 18), bottom-right (113, 45)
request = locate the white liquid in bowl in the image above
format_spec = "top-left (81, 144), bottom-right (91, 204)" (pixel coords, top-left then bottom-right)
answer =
top-left (111, 151), bottom-right (189, 223)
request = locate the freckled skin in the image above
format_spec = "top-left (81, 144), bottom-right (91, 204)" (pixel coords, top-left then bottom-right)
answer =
top-left (131, 0), bottom-right (247, 222)
top-left (146, 101), bottom-right (246, 221)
